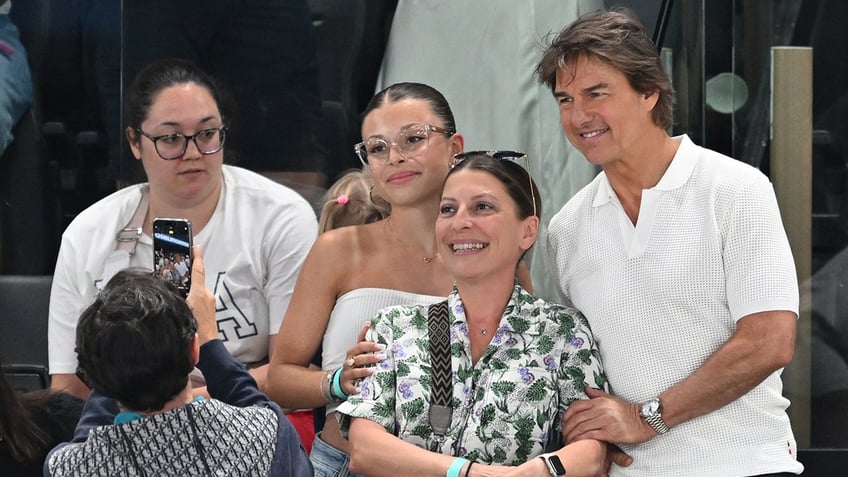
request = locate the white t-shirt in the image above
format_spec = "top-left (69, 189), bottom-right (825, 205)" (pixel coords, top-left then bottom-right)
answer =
top-left (48, 165), bottom-right (318, 375)
top-left (548, 135), bottom-right (803, 476)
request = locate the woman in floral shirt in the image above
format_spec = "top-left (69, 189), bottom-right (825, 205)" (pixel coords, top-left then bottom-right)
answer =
top-left (337, 153), bottom-right (608, 476)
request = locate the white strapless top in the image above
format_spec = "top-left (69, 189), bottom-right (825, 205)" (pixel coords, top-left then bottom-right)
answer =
top-left (322, 288), bottom-right (444, 414)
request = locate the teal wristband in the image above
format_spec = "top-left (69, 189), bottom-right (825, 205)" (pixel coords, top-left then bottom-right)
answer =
top-left (446, 458), bottom-right (469, 477)
top-left (331, 367), bottom-right (347, 400)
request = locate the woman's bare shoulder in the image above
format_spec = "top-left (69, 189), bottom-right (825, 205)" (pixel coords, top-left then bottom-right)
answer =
top-left (308, 221), bottom-right (385, 267)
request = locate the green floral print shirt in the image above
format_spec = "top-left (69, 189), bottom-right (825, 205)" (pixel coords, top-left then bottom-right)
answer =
top-left (337, 284), bottom-right (607, 465)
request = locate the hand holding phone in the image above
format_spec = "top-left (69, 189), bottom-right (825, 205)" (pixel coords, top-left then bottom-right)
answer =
top-left (153, 218), bottom-right (193, 297)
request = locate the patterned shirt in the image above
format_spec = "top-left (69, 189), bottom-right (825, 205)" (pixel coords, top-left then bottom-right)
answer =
top-left (48, 399), bottom-right (278, 476)
top-left (337, 284), bottom-right (606, 465)
top-left (46, 340), bottom-right (313, 477)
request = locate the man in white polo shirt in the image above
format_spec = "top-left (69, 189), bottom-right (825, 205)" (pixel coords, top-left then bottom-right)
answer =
top-left (536, 9), bottom-right (803, 477)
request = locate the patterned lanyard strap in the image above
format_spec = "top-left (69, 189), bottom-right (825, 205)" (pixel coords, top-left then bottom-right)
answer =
top-left (427, 300), bottom-right (452, 439)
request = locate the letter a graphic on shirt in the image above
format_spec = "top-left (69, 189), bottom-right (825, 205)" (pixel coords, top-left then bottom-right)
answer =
top-left (213, 271), bottom-right (258, 341)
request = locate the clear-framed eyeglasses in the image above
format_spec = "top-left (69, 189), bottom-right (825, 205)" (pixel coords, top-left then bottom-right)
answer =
top-left (134, 125), bottom-right (227, 160)
top-left (452, 150), bottom-right (538, 218)
top-left (354, 123), bottom-right (455, 166)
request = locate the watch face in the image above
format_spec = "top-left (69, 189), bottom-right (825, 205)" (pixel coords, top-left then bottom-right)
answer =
top-left (641, 398), bottom-right (660, 417)
top-left (546, 454), bottom-right (566, 475)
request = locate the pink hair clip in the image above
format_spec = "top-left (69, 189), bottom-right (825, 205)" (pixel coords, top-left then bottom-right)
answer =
top-left (336, 194), bottom-right (350, 205)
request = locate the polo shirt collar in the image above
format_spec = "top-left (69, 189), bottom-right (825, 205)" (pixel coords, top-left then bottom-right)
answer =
top-left (593, 134), bottom-right (695, 207)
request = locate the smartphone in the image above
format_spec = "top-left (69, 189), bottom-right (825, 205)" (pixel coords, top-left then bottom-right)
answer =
top-left (153, 218), bottom-right (193, 297)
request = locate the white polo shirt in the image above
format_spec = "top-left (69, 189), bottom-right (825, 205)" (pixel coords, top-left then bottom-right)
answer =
top-left (548, 135), bottom-right (802, 476)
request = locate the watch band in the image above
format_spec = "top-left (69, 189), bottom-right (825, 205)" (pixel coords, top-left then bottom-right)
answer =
top-left (644, 412), bottom-right (670, 434)
top-left (539, 453), bottom-right (567, 476)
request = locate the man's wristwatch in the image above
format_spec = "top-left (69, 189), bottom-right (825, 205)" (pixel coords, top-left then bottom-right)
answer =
top-left (539, 453), bottom-right (566, 476)
top-left (639, 397), bottom-right (670, 435)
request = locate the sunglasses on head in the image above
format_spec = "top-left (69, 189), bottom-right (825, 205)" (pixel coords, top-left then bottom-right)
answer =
top-left (451, 150), bottom-right (537, 218)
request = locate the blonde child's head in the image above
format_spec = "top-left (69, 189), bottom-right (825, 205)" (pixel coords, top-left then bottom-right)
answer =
top-left (318, 169), bottom-right (391, 233)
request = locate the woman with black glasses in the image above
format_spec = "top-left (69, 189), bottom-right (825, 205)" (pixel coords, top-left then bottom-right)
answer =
top-left (47, 59), bottom-right (318, 408)
top-left (336, 153), bottom-right (607, 477)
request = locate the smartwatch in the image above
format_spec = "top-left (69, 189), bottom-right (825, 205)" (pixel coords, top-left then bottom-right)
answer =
top-left (539, 453), bottom-right (566, 476)
top-left (639, 397), bottom-right (670, 435)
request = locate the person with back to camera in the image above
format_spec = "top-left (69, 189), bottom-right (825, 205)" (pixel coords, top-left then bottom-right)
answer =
top-left (318, 168), bottom-right (391, 233)
top-left (536, 9), bottom-right (803, 476)
top-left (47, 58), bottom-right (318, 406)
top-left (45, 248), bottom-right (313, 476)
top-left (337, 152), bottom-right (607, 477)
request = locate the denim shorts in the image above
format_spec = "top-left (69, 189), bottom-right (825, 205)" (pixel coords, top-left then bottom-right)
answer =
top-left (310, 432), bottom-right (366, 477)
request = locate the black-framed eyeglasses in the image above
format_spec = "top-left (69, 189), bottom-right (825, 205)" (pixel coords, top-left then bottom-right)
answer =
top-left (451, 150), bottom-right (537, 218)
top-left (355, 123), bottom-right (455, 166)
top-left (135, 126), bottom-right (227, 160)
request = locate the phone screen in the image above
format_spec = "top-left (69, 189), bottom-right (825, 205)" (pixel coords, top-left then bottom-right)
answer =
top-left (153, 218), bottom-right (193, 297)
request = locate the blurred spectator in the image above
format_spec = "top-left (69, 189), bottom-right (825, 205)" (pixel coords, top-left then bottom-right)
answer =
top-left (318, 168), bottom-right (390, 233)
top-left (0, 361), bottom-right (83, 477)
top-left (0, 0), bottom-right (32, 157)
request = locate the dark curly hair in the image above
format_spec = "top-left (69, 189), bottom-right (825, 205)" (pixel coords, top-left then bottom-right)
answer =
top-left (75, 269), bottom-right (197, 412)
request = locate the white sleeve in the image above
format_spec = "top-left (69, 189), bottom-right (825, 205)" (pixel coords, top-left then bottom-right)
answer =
top-left (722, 177), bottom-right (799, 320)
top-left (48, 236), bottom-right (87, 375)
top-left (263, 199), bottom-right (318, 335)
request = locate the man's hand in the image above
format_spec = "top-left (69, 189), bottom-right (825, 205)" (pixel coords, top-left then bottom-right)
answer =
top-left (606, 444), bottom-right (633, 473)
top-left (185, 246), bottom-right (218, 345)
top-left (563, 387), bottom-right (655, 445)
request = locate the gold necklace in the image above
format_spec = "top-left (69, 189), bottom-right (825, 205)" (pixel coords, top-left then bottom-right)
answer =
top-left (386, 218), bottom-right (438, 264)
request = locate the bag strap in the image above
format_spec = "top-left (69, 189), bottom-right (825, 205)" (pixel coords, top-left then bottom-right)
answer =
top-left (428, 299), bottom-right (452, 438)
top-left (115, 186), bottom-right (150, 256)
